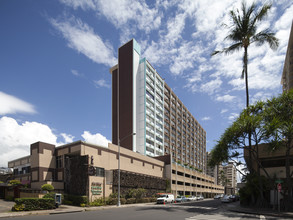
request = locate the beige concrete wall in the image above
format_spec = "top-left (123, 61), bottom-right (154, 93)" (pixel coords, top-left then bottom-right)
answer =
top-left (81, 143), bottom-right (165, 179)
top-left (39, 149), bottom-right (54, 168)
top-left (260, 166), bottom-right (293, 179)
top-left (57, 148), bottom-right (69, 156)
top-left (171, 163), bottom-right (224, 197)
top-left (43, 171), bottom-right (52, 181)
top-left (31, 181), bottom-right (64, 190)
top-left (32, 171), bottom-right (38, 181)
top-left (58, 171), bottom-right (63, 181)
top-left (8, 156), bottom-right (30, 168)
top-left (20, 192), bottom-right (44, 198)
top-left (30, 148), bottom-right (39, 168)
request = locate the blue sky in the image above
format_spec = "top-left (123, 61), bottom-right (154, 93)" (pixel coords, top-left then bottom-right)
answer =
top-left (0, 0), bottom-right (292, 167)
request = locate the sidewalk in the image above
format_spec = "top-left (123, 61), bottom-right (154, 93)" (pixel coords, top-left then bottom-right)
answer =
top-left (227, 201), bottom-right (293, 219)
top-left (0, 202), bottom-right (154, 218)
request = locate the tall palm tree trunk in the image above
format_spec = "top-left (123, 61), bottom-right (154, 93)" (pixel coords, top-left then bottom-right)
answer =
top-left (244, 46), bottom-right (249, 108)
top-left (244, 46), bottom-right (253, 174)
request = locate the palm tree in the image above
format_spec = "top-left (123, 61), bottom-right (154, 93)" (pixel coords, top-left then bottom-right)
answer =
top-left (212, 1), bottom-right (279, 108)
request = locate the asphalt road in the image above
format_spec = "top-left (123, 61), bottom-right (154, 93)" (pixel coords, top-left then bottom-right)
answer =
top-left (0, 199), bottom-right (289, 220)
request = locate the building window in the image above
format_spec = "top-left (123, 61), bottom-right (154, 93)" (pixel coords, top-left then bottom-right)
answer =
top-left (95, 167), bottom-right (105, 177)
top-left (156, 136), bottom-right (163, 143)
top-left (56, 156), bottom-right (63, 168)
top-left (146, 90), bottom-right (154, 100)
top-left (13, 168), bottom-right (18, 175)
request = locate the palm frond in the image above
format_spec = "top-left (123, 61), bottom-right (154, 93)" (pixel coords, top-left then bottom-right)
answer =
top-left (252, 29), bottom-right (279, 50)
top-left (211, 42), bottom-right (242, 57)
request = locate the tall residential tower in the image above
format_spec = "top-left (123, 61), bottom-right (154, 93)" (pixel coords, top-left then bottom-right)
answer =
top-left (110, 39), bottom-right (206, 172)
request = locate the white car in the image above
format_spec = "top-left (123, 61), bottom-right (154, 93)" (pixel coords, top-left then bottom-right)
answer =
top-left (157, 194), bottom-right (175, 204)
top-left (187, 196), bottom-right (197, 201)
top-left (198, 195), bottom-right (204, 200)
top-left (214, 195), bottom-right (220, 199)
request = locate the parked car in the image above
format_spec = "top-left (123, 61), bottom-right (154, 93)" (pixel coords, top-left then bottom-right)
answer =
top-left (230, 195), bottom-right (240, 202)
top-left (157, 194), bottom-right (175, 204)
top-left (176, 196), bottom-right (187, 203)
top-left (230, 195), bottom-right (237, 202)
top-left (187, 196), bottom-right (197, 201)
top-left (198, 195), bottom-right (204, 200)
top-left (221, 195), bottom-right (232, 203)
top-left (214, 195), bottom-right (220, 199)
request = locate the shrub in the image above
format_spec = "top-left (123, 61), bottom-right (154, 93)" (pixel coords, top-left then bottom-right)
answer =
top-left (126, 188), bottom-right (146, 200)
top-left (9, 180), bottom-right (21, 185)
top-left (41, 184), bottom-right (54, 193)
top-left (63, 200), bottom-right (73, 205)
top-left (126, 198), bottom-right (136, 204)
top-left (13, 198), bottom-right (55, 211)
top-left (90, 197), bottom-right (106, 206)
top-left (120, 198), bottom-right (126, 205)
top-left (149, 197), bottom-right (157, 202)
top-left (106, 198), bottom-right (118, 205)
top-left (64, 194), bottom-right (88, 206)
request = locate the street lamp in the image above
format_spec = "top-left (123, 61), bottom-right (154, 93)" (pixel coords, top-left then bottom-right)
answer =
top-left (117, 132), bottom-right (136, 206)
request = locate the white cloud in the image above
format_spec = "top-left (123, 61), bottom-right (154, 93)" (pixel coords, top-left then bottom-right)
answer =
top-left (49, 16), bottom-right (116, 66)
top-left (81, 131), bottom-right (111, 147)
top-left (61, 0), bottom-right (162, 44)
top-left (0, 116), bottom-right (111, 167)
top-left (251, 91), bottom-right (273, 104)
top-left (71, 69), bottom-right (82, 77)
top-left (228, 113), bottom-right (239, 122)
top-left (0, 91), bottom-right (36, 115)
top-left (60, 0), bottom-right (96, 10)
top-left (61, 133), bottom-right (75, 143)
top-left (216, 94), bottom-right (236, 103)
top-left (201, 116), bottom-right (211, 121)
top-left (200, 78), bottom-right (222, 95)
top-left (221, 109), bottom-right (228, 114)
top-left (94, 79), bottom-right (111, 89)
top-left (96, 0), bottom-right (162, 33)
top-left (0, 116), bottom-right (69, 167)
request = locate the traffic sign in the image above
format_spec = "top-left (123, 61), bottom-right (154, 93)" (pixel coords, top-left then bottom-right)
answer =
top-left (277, 183), bottom-right (282, 192)
top-left (275, 179), bottom-right (284, 184)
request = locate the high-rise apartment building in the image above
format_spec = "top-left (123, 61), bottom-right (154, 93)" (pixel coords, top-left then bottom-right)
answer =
top-left (218, 162), bottom-right (237, 195)
top-left (110, 39), bottom-right (206, 172)
top-left (281, 21), bottom-right (293, 92)
top-left (206, 151), bottom-right (219, 183)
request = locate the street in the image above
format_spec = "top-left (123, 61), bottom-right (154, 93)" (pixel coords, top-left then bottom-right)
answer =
top-left (0, 199), bottom-right (290, 220)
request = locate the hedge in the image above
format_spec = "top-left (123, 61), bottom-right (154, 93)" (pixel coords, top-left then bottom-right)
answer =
top-left (13, 198), bottom-right (55, 211)
top-left (64, 194), bottom-right (88, 206)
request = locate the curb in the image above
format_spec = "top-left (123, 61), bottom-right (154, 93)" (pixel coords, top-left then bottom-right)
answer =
top-left (0, 202), bottom-right (157, 218)
top-left (49, 210), bottom-right (84, 215)
top-left (228, 208), bottom-right (293, 219)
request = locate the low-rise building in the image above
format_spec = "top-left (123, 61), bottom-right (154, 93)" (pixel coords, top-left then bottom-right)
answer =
top-left (8, 141), bottom-right (223, 201)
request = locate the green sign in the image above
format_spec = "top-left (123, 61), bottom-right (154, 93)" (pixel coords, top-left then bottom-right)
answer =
top-left (91, 182), bottom-right (102, 195)
top-left (275, 179), bottom-right (284, 184)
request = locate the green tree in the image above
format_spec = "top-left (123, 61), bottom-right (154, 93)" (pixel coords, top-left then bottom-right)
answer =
top-left (262, 90), bottom-right (293, 210)
top-left (209, 91), bottom-right (293, 209)
top-left (41, 184), bottom-right (54, 193)
top-left (212, 1), bottom-right (279, 174)
top-left (212, 1), bottom-right (279, 108)
top-left (208, 101), bottom-right (274, 207)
